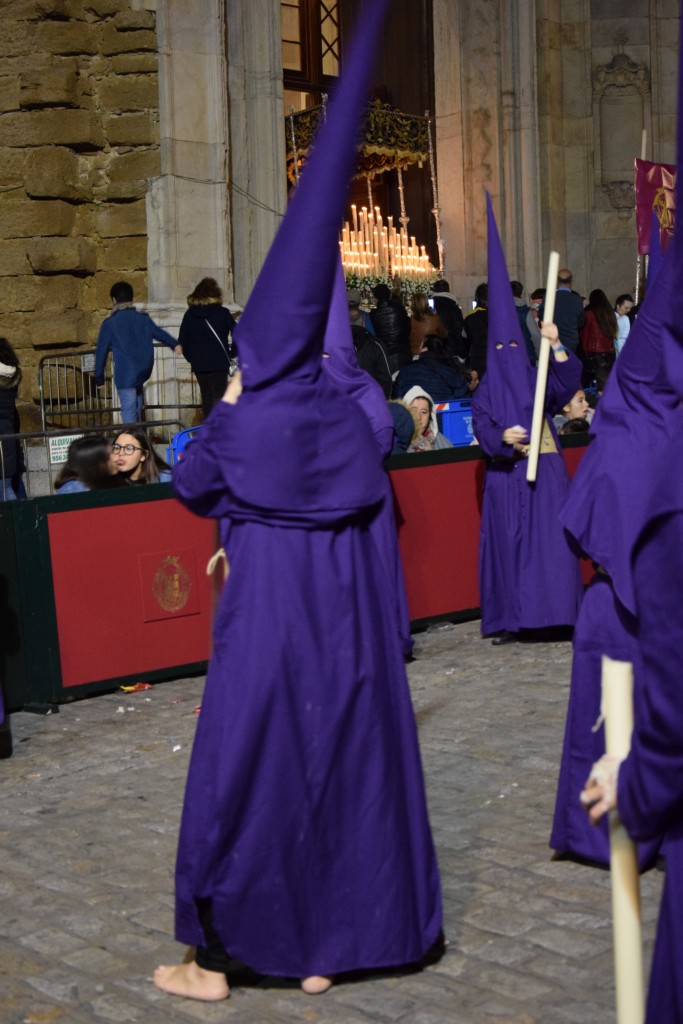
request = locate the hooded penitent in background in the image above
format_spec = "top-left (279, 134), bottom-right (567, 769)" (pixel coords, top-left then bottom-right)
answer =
top-left (156, 0), bottom-right (441, 1001)
top-left (579, 14), bottom-right (683, 1020)
top-left (550, 229), bottom-right (678, 869)
top-left (322, 261), bottom-right (414, 656)
top-left (471, 195), bottom-right (583, 644)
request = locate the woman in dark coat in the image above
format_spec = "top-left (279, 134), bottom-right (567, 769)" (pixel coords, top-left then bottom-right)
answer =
top-left (178, 278), bottom-right (237, 417)
top-left (394, 333), bottom-right (474, 401)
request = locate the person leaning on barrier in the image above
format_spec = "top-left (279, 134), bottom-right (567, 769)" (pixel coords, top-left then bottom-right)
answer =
top-left (54, 436), bottom-right (126, 494)
top-left (93, 281), bottom-right (181, 425)
top-left (112, 427), bottom-right (172, 485)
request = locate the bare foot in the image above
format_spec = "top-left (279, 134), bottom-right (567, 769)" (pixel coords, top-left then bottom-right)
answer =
top-left (301, 975), bottom-right (333, 995)
top-left (153, 960), bottom-right (229, 1001)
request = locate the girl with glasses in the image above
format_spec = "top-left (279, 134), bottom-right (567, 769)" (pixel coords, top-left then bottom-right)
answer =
top-left (112, 428), bottom-right (172, 484)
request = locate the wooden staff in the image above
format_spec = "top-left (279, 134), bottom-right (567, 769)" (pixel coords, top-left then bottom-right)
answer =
top-left (526, 251), bottom-right (559, 482)
top-left (601, 655), bottom-right (644, 1024)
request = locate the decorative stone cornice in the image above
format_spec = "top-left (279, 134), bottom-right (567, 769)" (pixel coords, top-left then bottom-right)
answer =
top-left (592, 51), bottom-right (650, 98)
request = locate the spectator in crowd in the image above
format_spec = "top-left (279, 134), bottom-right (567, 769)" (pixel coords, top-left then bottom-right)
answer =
top-left (430, 278), bottom-right (466, 361)
top-left (112, 428), bottom-right (173, 485)
top-left (0, 337), bottom-right (25, 502)
top-left (560, 417), bottom-right (590, 435)
top-left (527, 288), bottom-right (545, 358)
top-left (54, 436), bottom-right (125, 494)
top-left (388, 400), bottom-right (419, 453)
top-left (409, 292), bottom-right (447, 358)
top-left (614, 293), bottom-right (634, 356)
top-left (94, 281), bottom-right (181, 425)
top-left (403, 386), bottom-right (453, 452)
top-left (394, 334), bottom-right (474, 402)
top-left (543, 269), bottom-right (584, 353)
top-left (510, 281), bottom-right (536, 365)
top-left (462, 282), bottom-right (489, 380)
top-left (369, 282), bottom-right (411, 373)
top-left (346, 287), bottom-right (376, 335)
top-left (579, 289), bottom-right (617, 392)
top-left (178, 278), bottom-right (237, 418)
top-left (348, 291), bottom-right (392, 397)
top-left (553, 388), bottom-right (592, 433)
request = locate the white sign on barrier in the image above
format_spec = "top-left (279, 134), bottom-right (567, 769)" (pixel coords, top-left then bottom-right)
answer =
top-left (81, 353), bottom-right (95, 372)
top-left (49, 434), bottom-right (82, 465)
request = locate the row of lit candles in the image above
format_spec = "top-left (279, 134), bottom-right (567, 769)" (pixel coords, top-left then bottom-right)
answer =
top-left (339, 204), bottom-right (435, 279)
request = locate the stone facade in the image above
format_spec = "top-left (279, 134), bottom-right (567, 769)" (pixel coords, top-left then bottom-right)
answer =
top-left (0, 0), bottom-right (161, 425)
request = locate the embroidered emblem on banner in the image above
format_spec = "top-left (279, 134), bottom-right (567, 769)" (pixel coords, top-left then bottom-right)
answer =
top-left (152, 555), bottom-right (192, 613)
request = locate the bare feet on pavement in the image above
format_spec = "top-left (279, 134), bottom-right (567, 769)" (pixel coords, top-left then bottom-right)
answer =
top-left (153, 960), bottom-right (229, 1001)
top-left (301, 975), bottom-right (333, 995)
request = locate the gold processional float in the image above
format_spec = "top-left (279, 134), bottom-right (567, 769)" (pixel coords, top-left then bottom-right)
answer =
top-left (286, 97), bottom-right (444, 302)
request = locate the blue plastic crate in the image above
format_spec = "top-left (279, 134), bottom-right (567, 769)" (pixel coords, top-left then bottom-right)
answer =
top-left (435, 399), bottom-right (473, 446)
top-left (166, 426), bottom-right (203, 465)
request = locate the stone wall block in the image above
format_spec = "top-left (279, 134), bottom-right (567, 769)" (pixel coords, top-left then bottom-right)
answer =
top-left (97, 74), bottom-right (159, 112)
top-left (84, 0), bottom-right (131, 16)
top-left (27, 237), bottom-right (98, 274)
top-left (34, 21), bottom-right (101, 56)
top-left (0, 147), bottom-right (28, 184)
top-left (106, 148), bottom-right (160, 184)
top-left (0, 109), bottom-right (105, 149)
top-left (97, 236), bottom-right (147, 271)
top-left (0, 76), bottom-right (21, 113)
top-left (13, 274), bottom-right (80, 311)
top-left (103, 112), bottom-right (158, 146)
top-left (101, 24), bottom-right (157, 55)
top-left (1, 197), bottom-right (76, 238)
top-left (30, 308), bottom-right (90, 348)
top-left (0, 23), bottom-right (33, 58)
top-left (113, 9), bottom-right (156, 30)
top-left (20, 59), bottom-right (80, 109)
top-left (24, 147), bottom-right (82, 200)
top-left (0, 240), bottom-right (31, 276)
top-left (111, 53), bottom-right (158, 74)
top-left (95, 200), bottom-right (147, 237)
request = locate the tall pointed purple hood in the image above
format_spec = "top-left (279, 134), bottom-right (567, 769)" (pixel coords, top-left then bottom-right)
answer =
top-left (234, 0), bottom-right (390, 389)
top-left (472, 194), bottom-right (535, 431)
top-left (560, 21), bottom-right (683, 613)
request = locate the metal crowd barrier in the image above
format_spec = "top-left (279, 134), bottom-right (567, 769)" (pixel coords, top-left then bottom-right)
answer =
top-left (38, 345), bottom-right (201, 431)
top-left (0, 420), bottom-right (186, 500)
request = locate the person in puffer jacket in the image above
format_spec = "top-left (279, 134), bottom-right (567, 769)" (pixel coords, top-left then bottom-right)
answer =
top-left (370, 283), bottom-right (411, 374)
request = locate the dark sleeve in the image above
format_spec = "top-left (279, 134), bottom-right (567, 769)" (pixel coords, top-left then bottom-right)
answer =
top-left (370, 340), bottom-right (392, 398)
top-left (618, 511), bottom-right (683, 841)
top-left (178, 312), bottom-right (192, 348)
top-left (93, 321), bottom-right (111, 385)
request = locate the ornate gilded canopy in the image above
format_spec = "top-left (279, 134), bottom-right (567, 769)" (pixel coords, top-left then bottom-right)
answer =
top-left (285, 96), bottom-right (430, 185)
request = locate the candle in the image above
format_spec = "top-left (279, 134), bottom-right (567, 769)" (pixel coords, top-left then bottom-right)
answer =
top-left (352, 205), bottom-right (358, 235)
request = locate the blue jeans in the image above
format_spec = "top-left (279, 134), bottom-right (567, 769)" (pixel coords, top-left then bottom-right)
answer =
top-left (118, 387), bottom-right (143, 424)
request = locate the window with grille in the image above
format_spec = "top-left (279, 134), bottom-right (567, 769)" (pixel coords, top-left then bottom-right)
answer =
top-left (281, 0), bottom-right (340, 113)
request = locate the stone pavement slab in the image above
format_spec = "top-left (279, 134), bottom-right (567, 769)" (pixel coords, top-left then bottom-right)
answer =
top-left (0, 620), bottom-right (662, 1023)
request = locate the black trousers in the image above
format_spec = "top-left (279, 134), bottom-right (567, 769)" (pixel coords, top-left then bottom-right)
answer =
top-left (194, 899), bottom-right (231, 974)
top-left (196, 371), bottom-right (229, 418)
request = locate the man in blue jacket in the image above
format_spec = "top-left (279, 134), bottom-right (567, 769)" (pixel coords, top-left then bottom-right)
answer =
top-left (94, 281), bottom-right (180, 423)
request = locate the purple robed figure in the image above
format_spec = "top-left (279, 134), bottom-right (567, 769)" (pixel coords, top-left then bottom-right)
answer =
top-left (471, 195), bottom-right (582, 640)
top-left (156, 0), bottom-right (441, 998)
top-left (322, 262), bottom-right (414, 657)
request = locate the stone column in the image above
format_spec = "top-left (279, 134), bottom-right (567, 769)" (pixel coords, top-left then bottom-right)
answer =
top-left (141, 0), bottom-right (232, 320)
top-left (226, 0), bottom-right (287, 307)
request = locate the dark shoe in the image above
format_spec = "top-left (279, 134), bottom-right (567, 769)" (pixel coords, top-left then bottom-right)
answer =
top-left (491, 631), bottom-right (518, 646)
top-left (0, 719), bottom-right (13, 760)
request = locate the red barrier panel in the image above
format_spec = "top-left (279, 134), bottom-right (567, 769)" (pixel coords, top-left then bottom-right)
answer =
top-left (47, 499), bottom-right (217, 688)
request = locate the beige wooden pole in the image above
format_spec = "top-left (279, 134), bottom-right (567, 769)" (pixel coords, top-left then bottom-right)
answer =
top-left (526, 251), bottom-right (559, 483)
top-left (601, 654), bottom-right (644, 1024)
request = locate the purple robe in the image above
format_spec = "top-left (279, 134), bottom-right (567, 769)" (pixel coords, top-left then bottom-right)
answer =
top-left (472, 194), bottom-right (582, 636)
top-left (322, 263), bottom-right (414, 656)
top-left (550, 572), bottom-right (658, 869)
top-left (472, 355), bottom-right (583, 635)
top-left (171, 401), bottom-right (442, 977)
top-left (618, 443), bottom-right (683, 1022)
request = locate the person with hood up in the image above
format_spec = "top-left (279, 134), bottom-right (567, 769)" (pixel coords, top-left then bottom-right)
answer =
top-left (471, 195), bottom-right (583, 645)
top-left (153, 0), bottom-right (441, 1002)
top-left (402, 385), bottom-right (453, 452)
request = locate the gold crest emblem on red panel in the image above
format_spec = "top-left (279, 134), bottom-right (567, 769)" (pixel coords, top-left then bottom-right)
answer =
top-left (152, 555), bottom-right (192, 613)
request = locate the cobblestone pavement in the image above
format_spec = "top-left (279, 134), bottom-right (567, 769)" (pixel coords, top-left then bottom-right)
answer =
top-left (1, 620), bottom-right (662, 1024)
